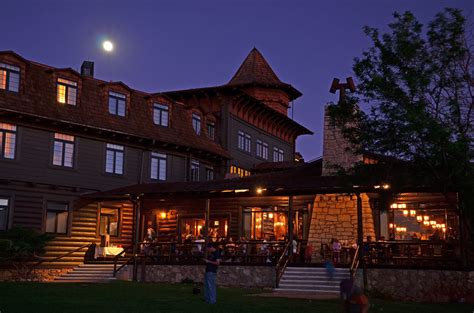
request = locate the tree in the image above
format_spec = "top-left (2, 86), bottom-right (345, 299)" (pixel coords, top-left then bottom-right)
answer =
top-left (329, 9), bottom-right (473, 226)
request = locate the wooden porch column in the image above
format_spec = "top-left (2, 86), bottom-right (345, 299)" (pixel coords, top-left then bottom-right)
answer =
top-left (288, 196), bottom-right (294, 255)
top-left (132, 196), bottom-right (141, 282)
top-left (356, 193), bottom-right (367, 290)
top-left (204, 199), bottom-right (210, 258)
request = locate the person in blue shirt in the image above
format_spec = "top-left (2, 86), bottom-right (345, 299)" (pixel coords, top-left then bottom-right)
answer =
top-left (203, 242), bottom-right (222, 304)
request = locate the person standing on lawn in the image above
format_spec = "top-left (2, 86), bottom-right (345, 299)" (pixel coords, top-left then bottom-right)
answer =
top-left (203, 242), bottom-right (222, 304)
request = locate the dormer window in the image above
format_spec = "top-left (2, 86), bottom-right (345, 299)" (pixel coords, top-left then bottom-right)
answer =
top-left (153, 103), bottom-right (169, 127)
top-left (108, 91), bottom-right (126, 117)
top-left (0, 63), bottom-right (20, 92)
top-left (192, 113), bottom-right (201, 135)
top-left (57, 78), bottom-right (77, 105)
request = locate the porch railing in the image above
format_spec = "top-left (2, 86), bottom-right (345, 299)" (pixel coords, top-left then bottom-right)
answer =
top-left (275, 240), bottom-right (292, 287)
top-left (349, 244), bottom-right (360, 279)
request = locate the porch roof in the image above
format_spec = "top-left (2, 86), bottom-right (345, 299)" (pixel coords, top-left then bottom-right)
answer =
top-left (81, 160), bottom-right (437, 201)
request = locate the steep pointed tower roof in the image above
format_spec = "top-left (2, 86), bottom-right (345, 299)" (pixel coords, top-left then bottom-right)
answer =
top-left (227, 48), bottom-right (302, 100)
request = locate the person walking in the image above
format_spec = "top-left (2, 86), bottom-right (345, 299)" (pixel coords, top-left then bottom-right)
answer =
top-left (203, 242), bottom-right (222, 304)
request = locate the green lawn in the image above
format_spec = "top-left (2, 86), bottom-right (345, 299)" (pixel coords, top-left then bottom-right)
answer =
top-left (0, 281), bottom-right (471, 313)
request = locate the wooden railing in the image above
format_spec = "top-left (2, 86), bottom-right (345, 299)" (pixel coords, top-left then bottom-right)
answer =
top-left (112, 245), bottom-right (133, 277)
top-left (34, 244), bottom-right (90, 266)
top-left (349, 244), bottom-right (360, 279)
top-left (275, 240), bottom-right (291, 287)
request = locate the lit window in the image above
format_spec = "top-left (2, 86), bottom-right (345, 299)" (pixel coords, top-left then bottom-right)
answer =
top-left (99, 207), bottom-right (119, 236)
top-left (57, 78), bottom-right (77, 105)
top-left (190, 159), bottom-right (200, 181)
top-left (108, 91), bottom-right (126, 117)
top-left (105, 143), bottom-right (124, 175)
top-left (238, 130), bottom-right (251, 152)
top-left (45, 202), bottom-right (69, 234)
top-left (150, 152), bottom-right (167, 181)
top-left (0, 63), bottom-right (20, 92)
top-left (257, 140), bottom-right (268, 160)
top-left (206, 167), bottom-right (214, 181)
top-left (273, 147), bottom-right (284, 162)
top-left (192, 113), bottom-right (201, 135)
top-left (0, 123), bottom-right (16, 159)
top-left (230, 165), bottom-right (250, 177)
top-left (0, 198), bottom-right (9, 231)
top-left (153, 103), bottom-right (169, 127)
top-left (53, 133), bottom-right (75, 167)
top-left (207, 122), bottom-right (215, 140)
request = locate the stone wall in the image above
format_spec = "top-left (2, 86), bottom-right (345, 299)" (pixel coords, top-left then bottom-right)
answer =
top-left (0, 267), bottom-right (71, 281)
top-left (359, 268), bottom-right (474, 303)
top-left (117, 265), bottom-right (275, 288)
top-left (308, 193), bottom-right (375, 260)
top-left (322, 105), bottom-right (361, 176)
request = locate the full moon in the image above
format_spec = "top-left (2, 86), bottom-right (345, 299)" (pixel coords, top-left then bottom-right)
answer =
top-left (102, 41), bottom-right (114, 52)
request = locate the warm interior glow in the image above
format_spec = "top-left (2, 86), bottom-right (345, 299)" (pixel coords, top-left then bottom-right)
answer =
top-left (57, 84), bottom-right (66, 103)
top-left (382, 184), bottom-right (390, 189)
top-left (416, 216), bottom-right (423, 222)
top-left (268, 213), bottom-right (274, 219)
top-left (160, 212), bottom-right (167, 219)
top-left (256, 187), bottom-right (266, 194)
top-left (430, 220), bottom-right (436, 225)
top-left (423, 216), bottom-right (430, 221)
top-left (409, 210), bottom-right (416, 216)
top-left (423, 221), bottom-right (430, 226)
top-left (403, 210), bottom-right (409, 216)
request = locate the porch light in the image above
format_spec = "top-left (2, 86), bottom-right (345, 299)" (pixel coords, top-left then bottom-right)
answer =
top-left (410, 210), bottom-right (416, 216)
top-left (256, 187), bottom-right (266, 194)
top-left (416, 216), bottom-right (423, 222)
top-left (160, 212), bottom-right (167, 219)
top-left (382, 184), bottom-right (390, 190)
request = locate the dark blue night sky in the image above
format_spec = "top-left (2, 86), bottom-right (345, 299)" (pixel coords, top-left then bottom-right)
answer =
top-left (1, 0), bottom-right (472, 160)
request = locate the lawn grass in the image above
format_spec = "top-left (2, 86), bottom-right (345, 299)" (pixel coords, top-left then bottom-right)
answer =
top-left (0, 281), bottom-right (471, 313)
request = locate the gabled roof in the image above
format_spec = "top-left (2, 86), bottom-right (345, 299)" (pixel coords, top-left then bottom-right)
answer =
top-left (227, 48), bottom-right (302, 100)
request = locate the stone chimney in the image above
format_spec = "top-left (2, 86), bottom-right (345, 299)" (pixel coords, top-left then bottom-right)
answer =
top-left (80, 61), bottom-right (94, 77)
top-left (322, 77), bottom-right (361, 176)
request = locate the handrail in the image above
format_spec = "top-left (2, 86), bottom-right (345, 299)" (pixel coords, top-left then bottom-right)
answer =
top-left (113, 245), bottom-right (133, 276)
top-left (35, 244), bottom-right (90, 266)
top-left (275, 240), bottom-right (292, 287)
top-left (350, 244), bottom-right (360, 279)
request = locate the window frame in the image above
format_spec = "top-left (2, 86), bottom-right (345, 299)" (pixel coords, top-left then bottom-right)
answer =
top-left (256, 139), bottom-right (269, 160)
top-left (192, 113), bottom-right (201, 135)
top-left (98, 206), bottom-right (121, 237)
top-left (190, 159), bottom-right (200, 181)
top-left (0, 123), bottom-right (17, 160)
top-left (206, 167), bottom-right (214, 181)
top-left (0, 63), bottom-right (20, 93)
top-left (56, 78), bottom-right (78, 105)
top-left (105, 143), bottom-right (125, 175)
top-left (52, 133), bottom-right (75, 168)
top-left (153, 103), bottom-right (169, 127)
top-left (273, 147), bottom-right (284, 162)
top-left (0, 197), bottom-right (10, 231)
top-left (207, 122), bottom-right (215, 140)
top-left (108, 91), bottom-right (127, 117)
top-left (45, 201), bottom-right (70, 235)
top-left (237, 130), bottom-right (251, 153)
top-left (150, 152), bottom-right (167, 181)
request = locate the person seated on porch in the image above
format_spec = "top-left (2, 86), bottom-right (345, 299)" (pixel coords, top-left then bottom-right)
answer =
top-left (145, 221), bottom-right (156, 241)
top-left (332, 238), bottom-right (342, 264)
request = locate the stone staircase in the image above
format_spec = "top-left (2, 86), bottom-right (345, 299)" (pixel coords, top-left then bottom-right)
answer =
top-left (54, 263), bottom-right (118, 283)
top-left (275, 267), bottom-right (350, 294)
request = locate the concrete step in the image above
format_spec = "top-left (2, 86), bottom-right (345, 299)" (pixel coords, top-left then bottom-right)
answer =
top-left (62, 273), bottom-right (114, 278)
top-left (279, 279), bottom-right (341, 286)
top-left (274, 288), bottom-right (339, 294)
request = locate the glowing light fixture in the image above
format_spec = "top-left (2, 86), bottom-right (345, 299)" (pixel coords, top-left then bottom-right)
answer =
top-left (382, 184), bottom-right (390, 190)
top-left (423, 221), bottom-right (430, 226)
top-left (423, 216), bottom-right (430, 221)
top-left (403, 210), bottom-right (409, 216)
top-left (256, 187), bottom-right (266, 195)
top-left (430, 220), bottom-right (436, 225)
top-left (160, 212), bottom-right (167, 219)
top-left (409, 210), bottom-right (416, 217)
top-left (416, 216), bottom-right (423, 222)
top-left (268, 213), bottom-right (274, 219)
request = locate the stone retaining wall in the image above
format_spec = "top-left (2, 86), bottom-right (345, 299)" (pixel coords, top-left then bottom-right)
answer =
top-left (117, 265), bottom-right (275, 288)
top-left (358, 268), bottom-right (474, 303)
top-left (0, 267), bottom-right (71, 281)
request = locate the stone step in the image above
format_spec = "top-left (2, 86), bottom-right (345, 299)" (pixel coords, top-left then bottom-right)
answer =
top-left (285, 267), bottom-right (349, 272)
top-left (281, 274), bottom-right (349, 280)
top-left (63, 273), bottom-right (114, 277)
top-left (274, 288), bottom-right (339, 294)
top-left (279, 279), bottom-right (341, 286)
top-left (278, 284), bottom-right (340, 290)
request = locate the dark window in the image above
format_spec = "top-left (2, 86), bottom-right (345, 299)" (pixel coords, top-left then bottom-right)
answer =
top-left (0, 63), bottom-right (20, 92)
top-left (238, 130), bottom-right (251, 152)
top-left (153, 103), bottom-right (169, 127)
top-left (57, 78), bottom-right (77, 105)
top-left (108, 91), bottom-right (126, 117)
top-left (192, 113), bottom-right (201, 135)
top-left (273, 147), bottom-right (284, 162)
top-left (0, 123), bottom-right (16, 159)
top-left (53, 133), bottom-right (75, 167)
top-left (0, 198), bottom-right (9, 231)
top-left (206, 167), bottom-right (214, 181)
top-left (105, 143), bottom-right (124, 175)
top-left (99, 207), bottom-right (119, 236)
top-left (190, 159), bottom-right (200, 181)
top-left (256, 140), bottom-right (268, 160)
top-left (45, 202), bottom-right (69, 234)
top-left (207, 122), bottom-right (215, 140)
top-left (150, 152), bottom-right (167, 181)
